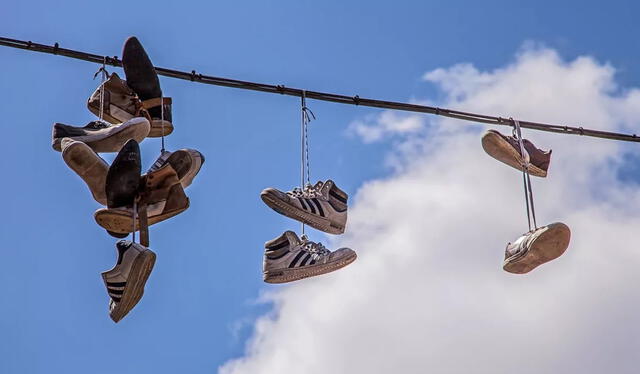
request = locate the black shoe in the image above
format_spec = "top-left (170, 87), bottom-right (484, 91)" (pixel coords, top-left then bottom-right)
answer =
top-left (106, 139), bottom-right (141, 208)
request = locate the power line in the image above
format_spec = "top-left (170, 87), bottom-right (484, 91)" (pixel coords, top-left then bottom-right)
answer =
top-left (1, 35), bottom-right (638, 143)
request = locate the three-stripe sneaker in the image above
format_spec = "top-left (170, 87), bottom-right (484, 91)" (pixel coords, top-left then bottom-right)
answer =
top-left (147, 149), bottom-right (205, 189)
top-left (260, 180), bottom-right (348, 234)
top-left (503, 222), bottom-right (571, 274)
top-left (263, 231), bottom-right (357, 283)
top-left (52, 117), bottom-right (150, 153)
top-left (101, 240), bottom-right (156, 322)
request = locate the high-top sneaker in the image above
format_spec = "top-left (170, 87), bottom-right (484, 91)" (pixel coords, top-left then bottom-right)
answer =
top-left (94, 164), bottom-right (189, 234)
top-left (122, 36), bottom-right (173, 137)
top-left (481, 129), bottom-right (551, 177)
top-left (102, 240), bottom-right (156, 323)
top-left (147, 149), bottom-right (205, 189)
top-left (60, 138), bottom-right (109, 205)
top-left (503, 222), bottom-right (571, 274)
top-left (52, 117), bottom-right (150, 153)
top-left (106, 139), bottom-right (141, 209)
top-left (263, 231), bottom-right (357, 284)
top-left (87, 72), bottom-right (139, 125)
top-left (261, 180), bottom-right (348, 234)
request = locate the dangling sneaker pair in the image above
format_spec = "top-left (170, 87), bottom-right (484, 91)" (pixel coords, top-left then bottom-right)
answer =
top-left (260, 180), bottom-right (356, 283)
top-left (481, 129), bottom-right (571, 273)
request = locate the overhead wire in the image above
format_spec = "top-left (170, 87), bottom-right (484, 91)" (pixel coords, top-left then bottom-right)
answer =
top-left (1, 36), bottom-right (639, 144)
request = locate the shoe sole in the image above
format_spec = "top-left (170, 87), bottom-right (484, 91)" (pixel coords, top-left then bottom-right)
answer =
top-left (52, 117), bottom-right (150, 153)
top-left (149, 120), bottom-right (173, 138)
top-left (106, 139), bottom-right (141, 208)
top-left (62, 141), bottom-right (108, 205)
top-left (503, 222), bottom-right (571, 274)
top-left (94, 202), bottom-right (189, 234)
top-left (260, 191), bottom-right (345, 235)
top-left (264, 251), bottom-right (357, 284)
top-left (481, 131), bottom-right (547, 178)
top-left (109, 249), bottom-right (156, 322)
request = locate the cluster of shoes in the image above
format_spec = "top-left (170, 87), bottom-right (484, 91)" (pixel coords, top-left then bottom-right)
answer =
top-left (260, 181), bottom-right (357, 283)
top-left (52, 37), bottom-right (204, 322)
top-left (482, 127), bottom-right (571, 274)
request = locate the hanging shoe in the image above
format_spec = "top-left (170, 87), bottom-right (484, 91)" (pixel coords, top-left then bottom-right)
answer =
top-left (481, 130), bottom-right (551, 177)
top-left (87, 72), bottom-right (139, 125)
top-left (122, 36), bottom-right (173, 138)
top-left (503, 222), bottom-right (571, 274)
top-left (102, 240), bottom-right (156, 323)
top-left (260, 180), bottom-right (348, 234)
top-left (106, 139), bottom-right (141, 208)
top-left (94, 164), bottom-right (189, 234)
top-left (60, 138), bottom-right (109, 205)
top-left (263, 231), bottom-right (357, 284)
top-left (147, 149), bottom-right (205, 189)
top-left (52, 117), bottom-right (150, 153)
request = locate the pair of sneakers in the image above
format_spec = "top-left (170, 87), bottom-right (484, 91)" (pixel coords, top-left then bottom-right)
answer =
top-left (481, 129), bottom-right (571, 274)
top-left (260, 181), bottom-right (357, 283)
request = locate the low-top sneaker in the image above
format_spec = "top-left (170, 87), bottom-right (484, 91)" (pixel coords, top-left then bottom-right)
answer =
top-left (503, 222), bottom-right (571, 274)
top-left (481, 129), bottom-right (551, 177)
top-left (52, 117), bottom-right (150, 153)
top-left (61, 138), bottom-right (109, 205)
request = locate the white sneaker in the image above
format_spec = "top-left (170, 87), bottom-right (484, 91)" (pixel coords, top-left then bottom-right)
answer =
top-left (263, 231), bottom-right (357, 283)
top-left (261, 180), bottom-right (348, 234)
top-left (147, 149), bottom-right (205, 189)
top-left (101, 241), bottom-right (156, 322)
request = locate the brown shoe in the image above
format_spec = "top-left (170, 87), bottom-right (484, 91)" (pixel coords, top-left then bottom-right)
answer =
top-left (87, 72), bottom-right (139, 125)
top-left (481, 130), bottom-right (551, 177)
top-left (503, 222), bottom-right (571, 274)
top-left (61, 138), bottom-right (109, 205)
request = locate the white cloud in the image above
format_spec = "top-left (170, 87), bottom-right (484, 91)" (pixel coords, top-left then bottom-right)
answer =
top-left (348, 111), bottom-right (425, 143)
top-left (220, 46), bottom-right (640, 374)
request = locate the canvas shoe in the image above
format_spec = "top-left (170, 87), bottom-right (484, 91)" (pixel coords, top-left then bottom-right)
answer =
top-left (106, 139), bottom-right (141, 208)
top-left (60, 138), bottom-right (109, 205)
top-left (122, 36), bottom-right (173, 138)
top-left (52, 117), bottom-right (150, 153)
top-left (261, 180), bottom-right (348, 234)
top-left (481, 129), bottom-right (551, 177)
top-left (87, 72), bottom-right (140, 125)
top-left (94, 164), bottom-right (189, 234)
top-left (263, 231), bottom-right (357, 284)
top-left (102, 240), bottom-right (156, 322)
top-left (147, 149), bottom-right (205, 189)
top-left (503, 222), bottom-right (571, 274)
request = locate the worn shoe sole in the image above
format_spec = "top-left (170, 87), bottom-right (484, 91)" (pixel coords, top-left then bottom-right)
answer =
top-left (52, 117), bottom-right (150, 153)
top-left (94, 201), bottom-right (190, 234)
top-left (149, 120), bottom-right (173, 138)
top-left (61, 140), bottom-right (108, 205)
top-left (264, 251), bottom-right (357, 284)
top-left (260, 190), bottom-right (345, 235)
top-left (106, 139), bottom-right (141, 208)
top-left (107, 249), bottom-right (156, 323)
top-left (481, 131), bottom-right (547, 178)
top-left (503, 222), bottom-right (571, 274)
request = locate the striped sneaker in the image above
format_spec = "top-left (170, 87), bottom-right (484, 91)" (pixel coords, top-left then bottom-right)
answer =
top-left (52, 117), bottom-right (150, 153)
top-left (260, 180), bottom-right (348, 234)
top-left (263, 231), bottom-right (357, 284)
top-left (503, 222), bottom-right (571, 274)
top-left (101, 240), bottom-right (156, 322)
top-left (147, 149), bottom-right (205, 189)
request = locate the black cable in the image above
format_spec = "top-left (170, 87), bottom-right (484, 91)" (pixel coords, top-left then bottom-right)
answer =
top-left (1, 36), bottom-right (638, 143)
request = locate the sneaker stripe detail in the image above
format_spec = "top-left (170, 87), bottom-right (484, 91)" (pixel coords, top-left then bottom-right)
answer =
top-left (305, 199), bottom-right (316, 214)
top-left (107, 281), bottom-right (127, 288)
top-left (111, 296), bottom-right (122, 303)
top-left (288, 251), bottom-right (306, 268)
top-left (329, 189), bottom-right (348, 203)
top-left (309, 258), bottom-right (317, 265)
top-left (300, 253), bottom-right (312, 266)
top-left (266, 249), bottom-right (290, 260)
top-left (298, 197), bottom-right (309, 211)
top-left (311, 198), bottom-right (324, 217)
top-left (266, 240), bottom-right (289, 251)
top-left (109, 289), bottom-right (124, 296)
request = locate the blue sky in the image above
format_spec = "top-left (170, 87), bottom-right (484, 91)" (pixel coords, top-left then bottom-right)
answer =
top-left (2, 1), bottom-right (640, 373)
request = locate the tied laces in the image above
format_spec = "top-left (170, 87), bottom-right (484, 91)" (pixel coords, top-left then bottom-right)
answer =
top-left (300, 236), bottom-right (330, 258)
top-left (288, 182), bottom-right (324, 199)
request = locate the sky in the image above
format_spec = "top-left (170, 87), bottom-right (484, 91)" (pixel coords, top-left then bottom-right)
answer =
top-left (2, 1), bottom-right (640, 373)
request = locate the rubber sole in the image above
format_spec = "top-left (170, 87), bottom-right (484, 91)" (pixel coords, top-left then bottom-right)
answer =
top-left (503, 222), bottom-right (571, 274)
top-left (481, 131), bottom-right (547, 178)
top-left (61, 140), bottom-right (108, 205)
top-left (149, 120), bottom-right (173, 138)
top-left (94, 201), bottom-right (189, 234)
top-left (52, 117), bottom-right (150, 153)
top-left (264, 251), bottom-right (357, 284)
top-left (109, 249), bottom-right (156, 323)
top-left (260, 191), bottom-right (345, 235)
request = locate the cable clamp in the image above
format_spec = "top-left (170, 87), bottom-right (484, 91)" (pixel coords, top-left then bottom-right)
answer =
top-left (353, 95), bottom-right (360, 105)
top-left (276, 85), bottom-right (285, 94)
top-left (53, 42), bottom-right (59, 55)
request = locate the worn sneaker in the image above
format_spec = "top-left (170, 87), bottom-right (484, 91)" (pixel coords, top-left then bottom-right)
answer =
top-left (122, 36), bottom-right (173, 137)
top-left (102, 240), bottom-right (156, 323)
top-left (481, 129), bottom-right (551, 177)
top-left (263, 231), bottom-right (357, 283)
top-left (60, 138), bottom-right (108, 205)
top-left (52, 117), bottom-right (150, 153)
top-left (147, 149), bottom-right (205, 189)
top-left (503, 222), bottom-right (571, 274)
top-left (261, 180), bottom-right (348, 234)
top-left (94, 164), bottom-right (189, 234)
top-left (87, 72), bottom-right (139, 125)
top-left (106, 139), bottom-right (141, 208)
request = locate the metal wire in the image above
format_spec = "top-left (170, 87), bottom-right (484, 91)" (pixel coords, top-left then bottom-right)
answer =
top-left (2, 36), bottom-right (640, 143)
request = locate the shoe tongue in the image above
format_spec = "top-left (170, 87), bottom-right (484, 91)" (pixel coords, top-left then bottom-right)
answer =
top-left (84, 120), bottom-right (110, 130)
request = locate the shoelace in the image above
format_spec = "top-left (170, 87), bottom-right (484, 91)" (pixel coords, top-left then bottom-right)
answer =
top-left (300, 237), bottom-right (331, 258)
top-left (84, 120), bottom-right (111, 130)
top-left (287, 182), bottom-right (324, 199)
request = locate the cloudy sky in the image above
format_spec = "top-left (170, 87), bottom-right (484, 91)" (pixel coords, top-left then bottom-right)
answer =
top-left (2, 1), bottom-right (640, 373)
